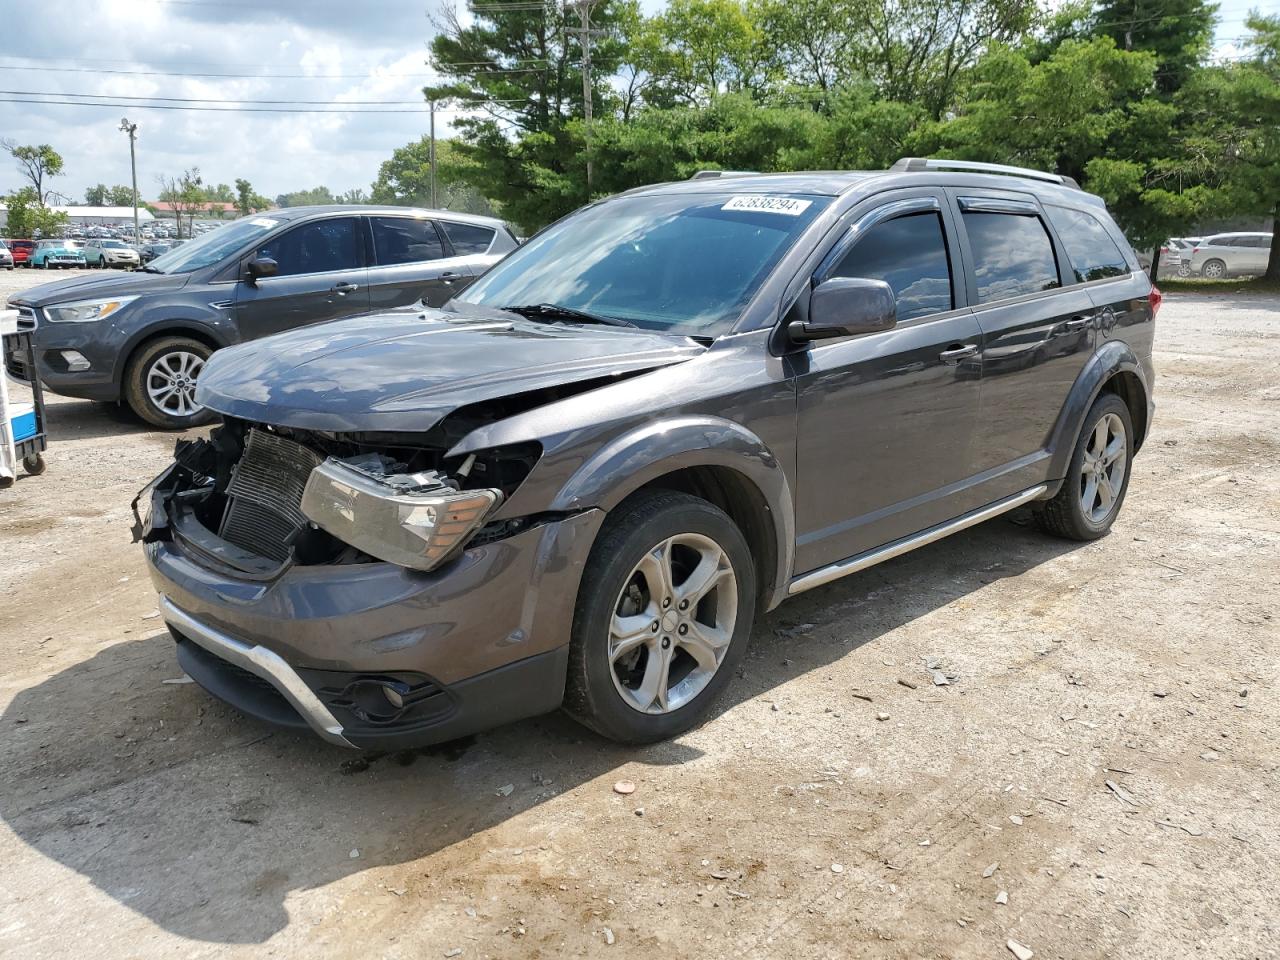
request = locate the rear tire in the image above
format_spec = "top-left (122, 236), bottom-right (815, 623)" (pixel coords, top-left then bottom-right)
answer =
top-left (1034, 393), bottom-right (1134, 541)
top-left (123, 336), bottom-right (217, 430)
top-left (564, 490), bottom-right (755, 744)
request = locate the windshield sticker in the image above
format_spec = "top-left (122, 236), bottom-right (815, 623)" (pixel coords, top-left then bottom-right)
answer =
top-left (249, 218), bottom-right (279, 228)
top-left (721, 195), bottom-right (812, 216)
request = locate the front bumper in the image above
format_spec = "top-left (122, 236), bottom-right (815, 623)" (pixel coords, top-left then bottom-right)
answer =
top-left (145, 505), bottom-right (603, 749)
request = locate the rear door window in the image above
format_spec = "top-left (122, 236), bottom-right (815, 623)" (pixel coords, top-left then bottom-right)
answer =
top-left (830, 212), bottom-right (953, 322)
top-left (369, 216), bottom-right (445, 266)
top-left (440, 220), bottom-right (495, 255)
top-left (1045, 205), bottom-right (1130, 283)
top-left (255, 217), bottom-right (360, 276)
top-left (962, 211), bottom-right (1060, 302)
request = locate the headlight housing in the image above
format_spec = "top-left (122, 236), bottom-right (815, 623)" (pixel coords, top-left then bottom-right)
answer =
top-left (300, 458), bottom-right (502, 571)
top-left (45, 296), bottom-right (138, 323)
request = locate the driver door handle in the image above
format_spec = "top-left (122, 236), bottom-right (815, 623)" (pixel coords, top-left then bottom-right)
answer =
top-left (1064, 315), bottom-right (1093, 331)
top-left (332, 281), bottom-right (359, 294)
top-left (440, 271), bottom-right (461, 284)
top-left (939, 343), bottom-right (979, 363)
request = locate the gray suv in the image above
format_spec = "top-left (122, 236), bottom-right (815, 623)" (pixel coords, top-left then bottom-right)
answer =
top-left (135, 159), bottom-right (1157, 750)
top-left (7, 206), bottom-right (517, 428)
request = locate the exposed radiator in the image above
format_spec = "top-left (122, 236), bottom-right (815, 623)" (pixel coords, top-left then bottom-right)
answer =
top-left (220, 429), bottom-right (323, 561)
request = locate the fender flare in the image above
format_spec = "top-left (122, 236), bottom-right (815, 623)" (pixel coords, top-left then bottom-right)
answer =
top-left (1046, 339), bottom-right (1151, 481)
top-left (549, 415), bottom-right (796, 610)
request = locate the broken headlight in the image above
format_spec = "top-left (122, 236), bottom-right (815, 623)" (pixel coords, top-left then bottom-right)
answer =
top-left (300, 458), bottom-right (502, 572)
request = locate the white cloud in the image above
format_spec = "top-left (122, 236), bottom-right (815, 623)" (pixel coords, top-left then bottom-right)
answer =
top-left (0, 2), bottom-right (454, 202)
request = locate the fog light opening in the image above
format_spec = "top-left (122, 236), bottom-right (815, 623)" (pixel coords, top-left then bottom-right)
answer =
top-left (61, 350), bottom-right (91, 372)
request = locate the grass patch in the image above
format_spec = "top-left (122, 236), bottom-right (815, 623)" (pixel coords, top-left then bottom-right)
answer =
top-left (1158, 276), bottom-right (1280, 295)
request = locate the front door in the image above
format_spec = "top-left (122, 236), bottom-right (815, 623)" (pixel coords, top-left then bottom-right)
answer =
top-left (793, 190), bottom-right (984, 574)
top-left (366, 215), bottom-right (474, 309)
top-left (234, 215), bottom-right (369, 340)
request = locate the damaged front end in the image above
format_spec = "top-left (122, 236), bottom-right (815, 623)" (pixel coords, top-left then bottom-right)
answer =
top-left (132, 417), bottom-right (541, 579)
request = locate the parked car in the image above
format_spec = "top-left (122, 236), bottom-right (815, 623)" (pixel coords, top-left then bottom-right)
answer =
top-left (133, 159), bottom-right (1158, 751)
top-left (139, 242), bottom-right (172, 263)
top-left (84, 239), bottom-right (141, 269)
top-left (7, 206), bottom-right (516, 428)
top-left (5, 238), bottom-right (35, 267)
top-left (0, 240), bottom-right (12, 270)
top-left (28, 239), bottom-right (87, 269)
top-left (1187, 232), bottom-right (1274, 279)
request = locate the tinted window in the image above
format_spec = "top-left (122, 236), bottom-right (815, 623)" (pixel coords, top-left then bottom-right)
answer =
top-left (963, 212), bottom-right (1060, 302)
top-left (831, 212), bottom-right (952, 321)
top-left (1045, 205), bottom-right (1129, 283)
top-left (255, 217), bottom-right (360, 276)
top-left (440, 220), bottom-right (495, 255)
top-left (1205, 237), bottom-right (1228, 246)
top-left (370, 216), bottom-right (445, 266)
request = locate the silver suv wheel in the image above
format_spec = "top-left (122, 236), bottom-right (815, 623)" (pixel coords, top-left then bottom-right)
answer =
top-left (1080, 411), bottom-right (1126, 524)
top-left (146, 350), bottom-right (205, 419)
top-left (608, 532), bottom-right (738, 715)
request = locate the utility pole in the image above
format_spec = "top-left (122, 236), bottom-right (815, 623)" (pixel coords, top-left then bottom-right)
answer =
top-left (567, 0), bottom-right (603, 196)
top-left (118, 118), bottom-right (139, 251)
top-left (429, 100), bottom-right (437, 209)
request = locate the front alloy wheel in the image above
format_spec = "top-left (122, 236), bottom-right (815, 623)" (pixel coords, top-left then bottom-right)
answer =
top-left (566, 491), bottom-right (755, 743)
top-left (146, 350), bottom-right (204, 419)
top-left (609, 533), bottom-right (738, 715)
top-left (124, 336), bottom-right (217, 429)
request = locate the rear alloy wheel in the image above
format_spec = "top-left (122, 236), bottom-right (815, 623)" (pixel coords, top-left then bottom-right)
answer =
top-left (1200, 258), bottom-right (1227, 280)
top-left (565, 491), bottom-right (755, 743)
top-left (1034, 393), bottom-right (1134, 541)
top-left (124, 336), bottom-right (217, 429)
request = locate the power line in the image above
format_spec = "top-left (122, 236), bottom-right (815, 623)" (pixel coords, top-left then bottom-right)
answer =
top-left (0, 97), bottom-right (529, 114)
top-left (0, 89), bottom-right (429, 105)
top-left (0, 63), bottom-right (437, 80)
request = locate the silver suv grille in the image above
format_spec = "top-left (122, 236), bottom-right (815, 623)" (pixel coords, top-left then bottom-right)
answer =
top-left (220, 429), bottom-right (323, 562)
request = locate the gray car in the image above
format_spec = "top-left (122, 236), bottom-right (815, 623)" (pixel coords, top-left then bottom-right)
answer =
top-left (6, 206), bottom-right (518, 428)
top-left (135, 159), bottom-right (1157, 750)
top-left (1188, 232), bottom-right (1274, 279)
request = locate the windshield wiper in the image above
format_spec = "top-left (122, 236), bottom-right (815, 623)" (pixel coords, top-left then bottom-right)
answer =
top-left (501, 302), bottom-right (635, 328)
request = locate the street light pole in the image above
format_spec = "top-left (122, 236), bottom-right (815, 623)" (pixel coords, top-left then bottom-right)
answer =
top-left (119, 118), bottom-right (139, 254)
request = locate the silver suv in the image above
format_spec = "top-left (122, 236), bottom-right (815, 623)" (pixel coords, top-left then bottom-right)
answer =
top-left (1188, 232), bottom-right (1274, 279)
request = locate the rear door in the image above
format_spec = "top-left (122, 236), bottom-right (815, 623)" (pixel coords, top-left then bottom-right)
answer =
top-left (234, 216), bottom-right (369, 340)
top-left (438, 219), bottom-right (508, 280)
top-left (793, 188), bottom-right (985, 573)
top-left (366, 215), bottom-right (474, 309)
top-left (951, 191), bottom-right (1097, 502)
top-left (1244, 235), bottom-right (1270, 275)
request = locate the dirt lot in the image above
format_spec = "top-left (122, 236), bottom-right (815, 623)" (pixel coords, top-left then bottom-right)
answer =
top-left (0, 268), bottom-right (1276, 960)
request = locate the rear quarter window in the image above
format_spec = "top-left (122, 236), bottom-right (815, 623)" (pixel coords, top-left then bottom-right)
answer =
top-left (1045, 205), bottom-right (1130, 283)
top-left (440, 220), bottom-right (495, 255)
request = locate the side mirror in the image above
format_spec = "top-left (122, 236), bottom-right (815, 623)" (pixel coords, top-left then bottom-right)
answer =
top-left (246, 257), bottom-right (278, 283)
top-left (789, 277), bottom-right (897, 344)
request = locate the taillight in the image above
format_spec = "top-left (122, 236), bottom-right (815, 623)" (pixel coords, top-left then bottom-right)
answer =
top-left (1149, 285), bottom-right (1162, 318)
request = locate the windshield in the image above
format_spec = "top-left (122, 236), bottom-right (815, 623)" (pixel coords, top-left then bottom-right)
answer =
top-left (456, 193), bottom-right (828, 335)
top-left (147, 216), bottom-right (282, 273)
top-left (102, 240), bottom-right (127, 249)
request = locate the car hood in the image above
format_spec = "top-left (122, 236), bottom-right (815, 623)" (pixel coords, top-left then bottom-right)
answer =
top-left (196, 305), bottom-right (706, 433)
top-left (10, 270), bottom-right (189, 307)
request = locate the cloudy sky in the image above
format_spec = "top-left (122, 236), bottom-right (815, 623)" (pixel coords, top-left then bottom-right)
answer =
top-left (0, 0), bottom-right (1261, 205)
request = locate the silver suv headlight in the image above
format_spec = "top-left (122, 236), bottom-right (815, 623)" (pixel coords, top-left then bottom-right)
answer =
top-left (45, 295), bottom-right (138, 323)
top-left (301, 458), bottom-right (502, 571)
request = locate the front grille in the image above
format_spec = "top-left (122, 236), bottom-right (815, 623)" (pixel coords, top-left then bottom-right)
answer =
top-left (220, 429), bottom-right (323, 561)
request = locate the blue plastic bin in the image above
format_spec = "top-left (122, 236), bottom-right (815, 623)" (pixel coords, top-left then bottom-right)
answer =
top-left (10, 402), bottom-right (36, 442)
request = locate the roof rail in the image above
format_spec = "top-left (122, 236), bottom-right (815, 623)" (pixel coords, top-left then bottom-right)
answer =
top-left (689, 170), bottom-right (759, 181)
top-left (890, 157), bottom-right (1080, 190)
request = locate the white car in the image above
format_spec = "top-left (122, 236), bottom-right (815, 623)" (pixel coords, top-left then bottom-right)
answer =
top-left (84, 239), bottom-right (141, 270)
top-left (1188, 232), bottom-right (1273, 279)
top-left (0, 241), bottom-right (12, 270)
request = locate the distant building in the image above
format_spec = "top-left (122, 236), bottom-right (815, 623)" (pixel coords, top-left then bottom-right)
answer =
top-left (148, 200), bottom-right (239, 219)
top-left (0, 204), bottom-right (157, 230)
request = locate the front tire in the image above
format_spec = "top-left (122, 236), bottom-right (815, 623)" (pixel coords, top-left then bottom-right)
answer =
top-left (1201, 258), bottom-right (1227, 280)
top-left (565, 490), bottom-right (755, 744)
top-left (123, 336), bottom-right (217, 430)
top-left (1034, 393), bottom-right (1134, 541)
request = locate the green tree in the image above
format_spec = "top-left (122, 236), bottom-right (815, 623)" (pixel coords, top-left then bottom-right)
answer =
top-left (85, 183), bottom-right (110, 206)
top-left (205, 182), bottom-right (236, 204)
top-left (637, 0), bottom-right (778, 106)
top-left (2, 141), bottom-right (65, 203)
top-left (337, 187), bottom-right (369, 205)
top-left (107, 184), bottom-right (136, 206)
top-left (234, 178), bottom-right (271, 215)
top-left (2, 187), bottom-right (69, 238)
top-left (369, 137), bottom-right (497, 215)
top-left (156, 167), bottom-right (205, 238)
top-left (275, 186), bottom-right (336, 207)
top-left (1091, 0), bottom-right (1217, 94)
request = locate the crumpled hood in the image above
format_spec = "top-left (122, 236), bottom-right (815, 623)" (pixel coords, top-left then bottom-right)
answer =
top-left (196, 305), bottom-right (705, 432)
top-left (10, 270), bottom-right (189, 307)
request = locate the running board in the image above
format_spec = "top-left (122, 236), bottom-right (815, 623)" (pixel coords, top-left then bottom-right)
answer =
top-left (787, 485), bottom-right (1049, 596)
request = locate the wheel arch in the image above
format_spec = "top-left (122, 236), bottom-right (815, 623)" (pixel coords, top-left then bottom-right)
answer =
top-left (114, 321), bottom-right (230, 391)
top-left (1047, 340), bottom-right (1152, 481)
top-left (547, 416), bottom-right (796, 612)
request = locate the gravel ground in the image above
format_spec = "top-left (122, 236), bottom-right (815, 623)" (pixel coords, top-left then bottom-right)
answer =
top-left (0, 268), bottom-right (1277, 959)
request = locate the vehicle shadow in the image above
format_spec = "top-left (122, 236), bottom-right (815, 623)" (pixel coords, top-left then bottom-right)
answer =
top-left (0, 508), bottom-right (1082, 945)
